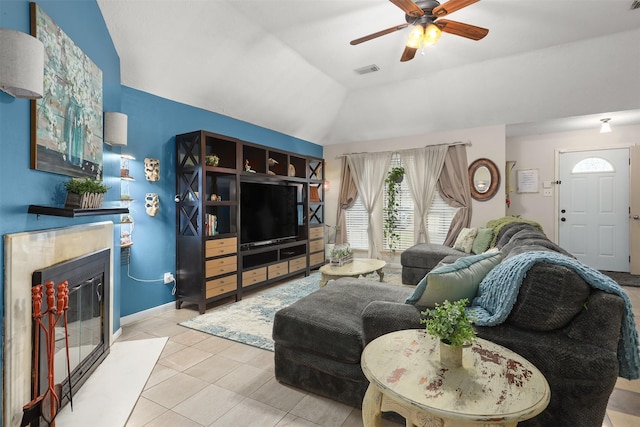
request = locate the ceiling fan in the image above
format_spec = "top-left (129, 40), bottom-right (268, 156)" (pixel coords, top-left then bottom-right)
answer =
top-left (351, 0), bottom-right (489, 62)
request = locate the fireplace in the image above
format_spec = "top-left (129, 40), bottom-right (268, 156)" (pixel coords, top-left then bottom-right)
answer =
top-left (4, 222), bottom-right (114, 427)
top-left (31, 249), bottom-right (111, 414)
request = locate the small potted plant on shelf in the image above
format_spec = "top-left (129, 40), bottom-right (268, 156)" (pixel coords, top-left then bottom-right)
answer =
top-left (205, 155), bottom-right (220, 167)
top-left (64, 177), bottom-right (109, 209)
top-left (384, 166), bottom-right (404, 252)
top-left (421, 299), bottom-right (477, 367)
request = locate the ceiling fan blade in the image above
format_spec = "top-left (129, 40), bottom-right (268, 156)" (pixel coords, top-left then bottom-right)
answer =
top-left (400, 46), bottom-right (418, 62)
top-left (390, 0), bottom-right (424, 17)
top-left (350, 23), bottom-right (409, 45)
top-left (432, 0), bottom-right (480, 17)
top-left (436, 19), bottom-right (489, 40)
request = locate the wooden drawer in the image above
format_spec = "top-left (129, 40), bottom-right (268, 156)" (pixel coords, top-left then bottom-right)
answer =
top-left (309, 252), bottom-right (325, 266)
top-left (205, 275), bottom-right (237, 299)
top-left (309, 227), bottom-right (324, 239)
top-left (309, 239), bottom-right (324, 253)
top-left (205, 255), bottom-right (237, 278)
top-left (242, 267), bottom-right (267, 287)
top-left (289, 256), bottom-right (306, 272)
top-left (268, 261), bottom-right (288, 279)
top-left (205, 237), bottom-right (237, 257)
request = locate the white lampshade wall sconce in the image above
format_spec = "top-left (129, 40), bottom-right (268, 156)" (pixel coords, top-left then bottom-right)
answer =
top-left (600, 118), bottom-right (612, 133)
top-left (0, 28), bottom-right (44, 98)
top-left (104, 112), bottom-right (128, 146)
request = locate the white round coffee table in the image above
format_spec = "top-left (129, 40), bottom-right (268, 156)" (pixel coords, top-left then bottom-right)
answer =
top-left (318, 258), bottom-right (386, 287)
top-left (361, 329), bottom-right (550, 427)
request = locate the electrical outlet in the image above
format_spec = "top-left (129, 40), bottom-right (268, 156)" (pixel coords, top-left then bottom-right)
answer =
top-left (163, 272), bottom-right (174, 284)
top-left (543, 189), bottom-right (553, 197)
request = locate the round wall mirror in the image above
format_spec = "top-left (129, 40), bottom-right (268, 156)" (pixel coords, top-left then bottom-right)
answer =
top-left (469, 158), bottom-right (500, 201)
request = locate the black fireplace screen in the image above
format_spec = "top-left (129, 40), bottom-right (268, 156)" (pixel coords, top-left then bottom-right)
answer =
top-left (31, 248), bottom-right (111, 414)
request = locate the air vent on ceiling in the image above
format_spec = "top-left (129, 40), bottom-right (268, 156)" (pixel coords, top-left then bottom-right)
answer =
top-left (354, 64), bottom-right (380, 75)
top-left (632, 0), bottom-right (640, 10)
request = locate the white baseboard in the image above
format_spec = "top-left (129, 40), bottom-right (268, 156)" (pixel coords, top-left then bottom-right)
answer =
top-left (112, 327), bottom-right (122, 343)
top-left (120, 301), bottom-right (175, 326)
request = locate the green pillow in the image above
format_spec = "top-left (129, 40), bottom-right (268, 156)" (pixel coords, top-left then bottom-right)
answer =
top-left (405, 252), bottom-right (503, 308)
top-left (472, 228), bottom-right (494, 254)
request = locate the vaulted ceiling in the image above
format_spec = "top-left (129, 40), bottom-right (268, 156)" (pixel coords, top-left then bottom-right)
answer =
top-left (97, 0), bottom-right (640, 145)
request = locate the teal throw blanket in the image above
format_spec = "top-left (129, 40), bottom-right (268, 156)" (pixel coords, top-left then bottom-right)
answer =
top-left (468, 251), bottom-right (640, 380)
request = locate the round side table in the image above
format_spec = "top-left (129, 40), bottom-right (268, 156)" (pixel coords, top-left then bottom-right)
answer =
top-left (361, 329), bottom-right (550, 427)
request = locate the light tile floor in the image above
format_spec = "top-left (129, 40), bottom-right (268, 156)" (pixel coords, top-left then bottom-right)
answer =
top-left (119, 286), bottom-right (640, 427)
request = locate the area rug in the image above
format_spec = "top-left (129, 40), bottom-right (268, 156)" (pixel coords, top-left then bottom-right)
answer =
top-left (179, 269), bottom-right (403, 351)
top-left (600, 270), bottom-right (640, 288)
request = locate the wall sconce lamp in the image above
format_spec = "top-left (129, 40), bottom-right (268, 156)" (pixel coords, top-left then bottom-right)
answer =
top-left (0, 28), bottom-right (44, 99)
top-left (104, 112), bottom-right (128, 146)
top-left (324, 179), bottom-right (330, 191)
top-left (600, 118), bottom-right (612, 133)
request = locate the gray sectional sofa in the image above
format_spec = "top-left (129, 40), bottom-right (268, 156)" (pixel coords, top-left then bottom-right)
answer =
top-left (272, 222), bottom-right (635, 426)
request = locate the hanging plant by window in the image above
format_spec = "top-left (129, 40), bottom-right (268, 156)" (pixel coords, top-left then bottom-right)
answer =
top-left (384, 166), bottom-right (405, 252)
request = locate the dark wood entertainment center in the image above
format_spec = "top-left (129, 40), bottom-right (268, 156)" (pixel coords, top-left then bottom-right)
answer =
top-left (175, 130), bottom-right (325, 313)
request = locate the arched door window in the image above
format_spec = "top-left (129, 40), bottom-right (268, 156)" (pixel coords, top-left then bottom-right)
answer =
top-left (571, 157), bottom-right (615, 174)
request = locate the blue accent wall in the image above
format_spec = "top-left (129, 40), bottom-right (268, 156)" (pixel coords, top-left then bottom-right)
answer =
top-left (0, 2), bottom-right (122, 424)
top-left (118, 88), bottom-right (321, 317)
top-left (0, 1), bottom-right (322, 423)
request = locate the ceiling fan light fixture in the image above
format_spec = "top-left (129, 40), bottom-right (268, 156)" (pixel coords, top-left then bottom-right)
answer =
top-left (406, 24), bottom-right (424, 48)
top-left (423, 24), bottom-right (442, 46)
top-left (600, 118), bottom-right (612, 133)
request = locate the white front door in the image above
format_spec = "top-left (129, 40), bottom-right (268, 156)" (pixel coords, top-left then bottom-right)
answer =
top-left (558, 148), bottom-right (629, 272)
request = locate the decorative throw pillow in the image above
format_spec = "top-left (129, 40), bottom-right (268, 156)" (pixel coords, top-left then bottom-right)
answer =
top-left (405, 252), bottom-right (503, 308)
top-left (453, 227), bottom-right (478, 253)
top-left (472, 228), bottom-right (493, 254)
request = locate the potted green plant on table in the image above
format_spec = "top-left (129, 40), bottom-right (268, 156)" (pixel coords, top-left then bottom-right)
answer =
top-left (384, 166), bottom-right (404, 252)
top-left (329, 243), bottom-right (353, 266)
top-left (64, 177), bottom-right (109, 209)
top-left (421, 298), bottom-right (477, 367)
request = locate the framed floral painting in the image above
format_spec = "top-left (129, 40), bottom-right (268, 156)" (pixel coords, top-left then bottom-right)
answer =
top-left (30, 2), bottom-right (103, 179)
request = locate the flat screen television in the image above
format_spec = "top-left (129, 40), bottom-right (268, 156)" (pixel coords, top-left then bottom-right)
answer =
top-left (240, 181), bottom-right (299, 247)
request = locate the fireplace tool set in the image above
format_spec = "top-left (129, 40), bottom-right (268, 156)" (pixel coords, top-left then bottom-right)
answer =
top-left (21, 281), bottom-right (73, 427)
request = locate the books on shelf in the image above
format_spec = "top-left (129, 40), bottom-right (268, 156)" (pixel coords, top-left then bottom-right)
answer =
top-left (205, 213), bottom-right (218, 236)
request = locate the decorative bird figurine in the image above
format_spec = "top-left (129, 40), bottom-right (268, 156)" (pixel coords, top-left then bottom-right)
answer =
top-left (268, 157), bottom-right (279, 175)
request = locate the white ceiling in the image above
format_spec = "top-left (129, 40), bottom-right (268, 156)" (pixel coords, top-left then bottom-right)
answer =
top-left (97, 0), bottom-right (640, 145)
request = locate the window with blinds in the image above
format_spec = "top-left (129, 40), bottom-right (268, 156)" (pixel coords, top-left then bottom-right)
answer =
top-left (345, 196), bottom-right (369, 250)
top-left (345, 154), bottom-right (458, 251)
top-left (382, 155), bottom-right (414, 251)
top-left (426, 191), bottom-right (458, 245)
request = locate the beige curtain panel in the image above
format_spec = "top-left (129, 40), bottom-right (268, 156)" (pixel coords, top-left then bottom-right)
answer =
top-left (335, 157), bottom-right (358, 245)
top-left (438, 144), bottom-right (472, 246)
